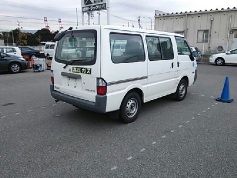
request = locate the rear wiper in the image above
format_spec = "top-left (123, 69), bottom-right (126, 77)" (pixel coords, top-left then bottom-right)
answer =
top-left (63, 60), bottom-right (83, 69)
top-left (63, 59), bottom-right (91, 69)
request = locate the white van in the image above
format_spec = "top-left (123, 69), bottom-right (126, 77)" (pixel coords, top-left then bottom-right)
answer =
top-left (50, 25), bottom-right (197, 123)
top-left (44, 42), bottom-right (55, 58)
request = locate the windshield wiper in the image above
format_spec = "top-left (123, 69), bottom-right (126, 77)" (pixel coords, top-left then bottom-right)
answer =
top-left (63, 59), bottom-right (91, 69)
top-left (63, 60), bottom-right (84, 69)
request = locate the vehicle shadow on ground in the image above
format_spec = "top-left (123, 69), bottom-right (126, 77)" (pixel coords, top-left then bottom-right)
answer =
top-left (59, 107), bottom-right (123, 127)
top-left (57, 95), bottom-right (178, 127)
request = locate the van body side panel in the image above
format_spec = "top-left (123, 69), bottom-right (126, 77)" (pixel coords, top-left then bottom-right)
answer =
top-left (101, 29), bottom-right (148, 112)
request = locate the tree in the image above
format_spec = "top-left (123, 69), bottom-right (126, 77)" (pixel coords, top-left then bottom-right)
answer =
top-left (34, 28), bottom-right (54, 43)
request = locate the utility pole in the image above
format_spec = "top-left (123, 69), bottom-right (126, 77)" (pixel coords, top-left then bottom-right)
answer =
top-left (11, 31), bottom-right (14, 45)
top-left (76, 8), bottom-right (79, 26)
top-left (87, 12), bottom-right (90, 25)
top-left (97, 11), bottom-right (101, 25)
top-left (107, 0), bottom-right (110, 25)
top-left (138, 16), bottom-right (142, 28)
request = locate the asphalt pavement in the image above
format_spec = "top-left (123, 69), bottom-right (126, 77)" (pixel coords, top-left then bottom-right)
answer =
top-left (0, 64), bottom-right (237, 177)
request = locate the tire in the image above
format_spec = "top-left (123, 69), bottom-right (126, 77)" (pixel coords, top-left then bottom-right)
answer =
top-left (174, 79), bottom-right (188, 101)
top-left (119, 92), bottom-right (141, 123)
top-left (215, 58), bottom-right (225, 66)
top-left (9, 63), bottom-right (21, 73)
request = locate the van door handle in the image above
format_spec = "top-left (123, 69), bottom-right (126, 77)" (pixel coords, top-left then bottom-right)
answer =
top-left (177, 62), bottom-right (180, 67)
top-left (171, 62), bottom-right (174, 68)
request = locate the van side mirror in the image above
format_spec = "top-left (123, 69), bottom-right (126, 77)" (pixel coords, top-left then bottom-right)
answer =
top-left (192, 51), bottom-right (198, 57)
top-left (226, 51), bottom-right (231, 55)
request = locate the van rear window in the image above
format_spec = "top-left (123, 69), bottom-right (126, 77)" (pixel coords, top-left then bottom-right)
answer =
top-left (110, 33), bottom-right (145, 64)
top-left (55, 30), bottom-right (97, 65)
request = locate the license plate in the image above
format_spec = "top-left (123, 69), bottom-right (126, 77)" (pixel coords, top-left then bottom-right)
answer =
top-left (72, 67), bottom-right (91, 74)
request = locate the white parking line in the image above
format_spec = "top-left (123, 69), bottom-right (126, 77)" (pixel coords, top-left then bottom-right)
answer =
top-left (152, 142), bottom-right (157, 145)
top-left (212, 105), bottom-right (215, 107)
top-left (140, 148), bottom-right (146, 152)
top-left (191, 93), bottom-right (195, 95)
top-left (179, 125), bottom-right (183, 128)
top-left (203, 110), bottom-right (206, 113)
top-left (127, 156), bottom-right (132, 160)
top-left (197, 114), bottom-right (201, 116)
top-left (1, 116), bottom-right (6, 119)
top-left (15, 113), bottom-right (20, 115)
top-left (162, 135), bottom-right (166, 139)
top-left (111, 166), bottom-right (117, 171)
top-left (171, 130), bottom-right (175, 133)
top-left (27, 110), bottom-right (33, 112)
top-left (55, 114), bottom-right (61, 117)
top-left (208, 108), bottom-right (210, 110)
top-left (41, 106), bottom-right (46, 109)
top-left (192, 117), bottom-right (195, 120)
top-left (52, 104), bottom-right (57, 107)
top-left (215, 103), bottom-right (218, 105)
top-left (186, 121), bottom-right (190, 123)
top-left (201, 95), bottom-right (205, 97)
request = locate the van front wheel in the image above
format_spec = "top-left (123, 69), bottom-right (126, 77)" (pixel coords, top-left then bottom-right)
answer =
top-left (120, 92), bottom-right (141, 123)
top-left (174, 79), bottom-right (188, 101)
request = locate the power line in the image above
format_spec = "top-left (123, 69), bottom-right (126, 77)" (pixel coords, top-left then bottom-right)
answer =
top-left (100, 11), bottom-right (137, 22)
top-left (116, 0), bottom-right (155, 12)
top-left (0, 14), bottom-right (76, 23)
top-left (0, 0), bottom-right (76, 13)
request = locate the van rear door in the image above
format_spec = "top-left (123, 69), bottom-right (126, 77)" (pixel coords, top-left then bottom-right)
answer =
top-left (52, 27), bottom-right (100, 103)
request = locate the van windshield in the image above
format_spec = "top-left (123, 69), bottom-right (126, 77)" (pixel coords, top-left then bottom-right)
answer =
top-left (55, 30), bottom-right (97, 65)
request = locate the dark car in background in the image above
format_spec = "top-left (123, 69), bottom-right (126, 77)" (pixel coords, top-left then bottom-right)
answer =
top-left (0, 52), bottom-right (28, 73)
top-left (19, 46), bottom-right (41, 59)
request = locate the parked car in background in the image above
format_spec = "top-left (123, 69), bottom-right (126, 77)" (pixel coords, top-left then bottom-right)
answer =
top-left (190, 47), bottom-right (202, 62)
top-left (0, 52), bottom-right (27, 73)
top-left (19, 46), bottom-right (40, 59)
top-left (0, 46), bottom-right (22, 57)
top-left (209, 48), bottom-right (237, 65)
top-left (44, 42), bottom-right (55, 58)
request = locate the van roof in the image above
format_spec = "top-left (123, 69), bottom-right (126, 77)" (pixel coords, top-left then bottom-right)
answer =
top-left (67, 25), bottom-right (184, 38)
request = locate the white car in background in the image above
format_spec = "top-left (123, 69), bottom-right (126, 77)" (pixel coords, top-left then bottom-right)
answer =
top-left (44, 42), bottom-right (55, 58)
top-left (209, 48), bottom-right (237, 65)
top-left (0, 46), bottom-right (22, 57)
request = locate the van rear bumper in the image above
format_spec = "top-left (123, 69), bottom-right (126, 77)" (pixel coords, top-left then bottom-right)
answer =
top-left (50, 85), bottom-right (107, 113)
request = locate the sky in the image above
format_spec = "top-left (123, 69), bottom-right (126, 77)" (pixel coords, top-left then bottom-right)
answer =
top-left (0, 0), bottom-right (237, 31)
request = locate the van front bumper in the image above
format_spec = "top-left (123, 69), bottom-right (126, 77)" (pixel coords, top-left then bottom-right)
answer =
top-left (50, 85), bottom-right (107, 113)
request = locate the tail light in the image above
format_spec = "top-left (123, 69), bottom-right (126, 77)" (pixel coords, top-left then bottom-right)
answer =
top-left (97, 78), bottom-right (107, 95)
top-left (51, 70), bottom-right (54, 84)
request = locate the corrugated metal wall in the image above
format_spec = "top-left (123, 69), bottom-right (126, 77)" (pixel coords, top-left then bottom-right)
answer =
top-left (155, 9), bottom-right (237, 54)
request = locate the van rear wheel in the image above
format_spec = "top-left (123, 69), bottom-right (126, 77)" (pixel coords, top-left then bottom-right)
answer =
top-left (120, 92), bottom-right (141, 123)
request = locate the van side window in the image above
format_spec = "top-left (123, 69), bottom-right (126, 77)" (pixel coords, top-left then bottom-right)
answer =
top-left (110, 33), bottom-right (145, 64)
top-left (45, 44), bottom-right (50, 49)
top-left (146, 36), bottom-right (162, 61)
top-left (159, 37), bottom-right (174, 60)
top-left (50, 44), bottom-right (55, 49)
top-left (175, 37), bottom-right (191, 56)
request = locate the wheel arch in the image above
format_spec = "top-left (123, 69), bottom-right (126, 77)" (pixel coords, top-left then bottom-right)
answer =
top-left (181, 76), bottom-right (189, 86)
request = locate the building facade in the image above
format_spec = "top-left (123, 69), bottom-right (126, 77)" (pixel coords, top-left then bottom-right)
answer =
top-left (154, 8), bottom-right (237, 54)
